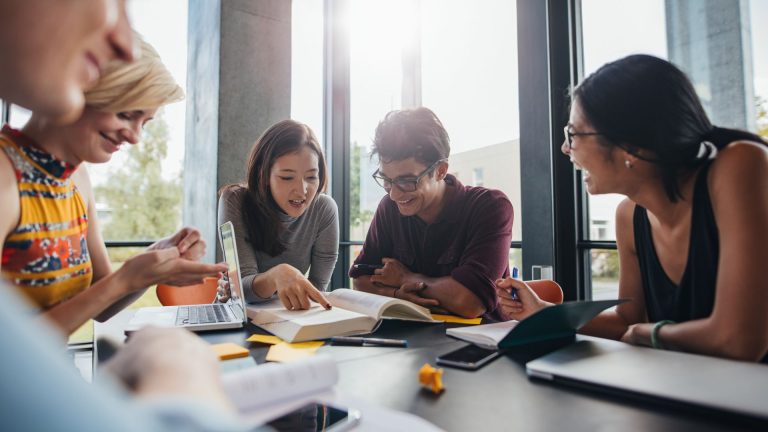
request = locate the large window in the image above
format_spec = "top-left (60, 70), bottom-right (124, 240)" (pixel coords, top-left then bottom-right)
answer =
top-left (578, 0), bottom-right (768, 299)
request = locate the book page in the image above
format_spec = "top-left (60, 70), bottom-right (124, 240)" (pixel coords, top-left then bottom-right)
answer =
top-left (446, 320), bottom-right (519, 349)
top-left (247, 304), bottom-right (373, 342)
top-left (222, 355), bottom-right (338, 413)
top-left (326, 289), bottom-right (394, 318)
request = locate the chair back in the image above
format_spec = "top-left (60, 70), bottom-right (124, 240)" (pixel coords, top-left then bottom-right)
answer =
top-left (156, 277), bottom-right (218, 306)
top-left (526, 279), bottom-right (564, 304)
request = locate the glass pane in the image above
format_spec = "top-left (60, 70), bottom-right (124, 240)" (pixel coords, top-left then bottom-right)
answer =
top-left (9, 104), bottom-right (31, 129)
top-left (581, 0), bottom-right (767, 242)
top-left (590, 249), bottom-right (619, 301)
top-left (421, 0), bottom-right (521, 242)
top-left (87, 0), bottom-right (188, 242)
top-left (348, 0), bottom-right (405, 240)
top-left (291, 0), bottom-right (324, 141)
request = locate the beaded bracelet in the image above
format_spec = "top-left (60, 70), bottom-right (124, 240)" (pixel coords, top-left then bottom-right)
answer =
top-left (651, 320), bottom-right (675, 349)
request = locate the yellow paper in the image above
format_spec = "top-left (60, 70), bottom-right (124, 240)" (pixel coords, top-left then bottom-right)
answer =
top-left (210, 342), bottom-right (250, 361)
top-left (247, 334), bottom-right (284, 345)
top-left (265, 341), bottom-right (324, 363)
top-left (431, 314), bottom-right (482, 325)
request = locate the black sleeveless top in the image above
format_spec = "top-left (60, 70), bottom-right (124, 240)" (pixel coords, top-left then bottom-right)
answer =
top-left (633, 163), bottom-right (718, 323)
top-left (634, 163), bottom-right (768, 363)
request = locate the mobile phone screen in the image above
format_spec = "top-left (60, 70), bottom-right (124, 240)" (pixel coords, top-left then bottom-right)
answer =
top-left (267, 403), bottom-right (359, 432)
top-left (353, 264), bottom-right (383, 275)
top-left (436, 345), bottom-right (500, 370)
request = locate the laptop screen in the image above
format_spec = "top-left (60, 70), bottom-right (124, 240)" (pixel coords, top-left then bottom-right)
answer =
top-left (218, 221), bottom-right (246, 322)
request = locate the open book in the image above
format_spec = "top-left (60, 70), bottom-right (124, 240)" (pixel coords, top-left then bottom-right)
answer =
top-left (247, 288), bottom-right (439, 342)
top-left (447, 299), bottom-right (626, 350)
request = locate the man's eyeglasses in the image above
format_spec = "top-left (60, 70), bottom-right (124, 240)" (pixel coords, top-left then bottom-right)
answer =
top-left (372, 159), bottom-right (446, 193)
top-left (564, 125), bottom-right (603, 149)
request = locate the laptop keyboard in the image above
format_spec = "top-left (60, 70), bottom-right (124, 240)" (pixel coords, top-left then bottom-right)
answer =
top-left (175, 304), bottom-right (233, 326)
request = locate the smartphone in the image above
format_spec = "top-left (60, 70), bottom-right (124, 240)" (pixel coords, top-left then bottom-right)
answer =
top-left (267, 402), bottom-right (361, 432)
top-left (353, 263), bottom-right (384, 275)
top-left (436, 344), bottom-right (501, 370)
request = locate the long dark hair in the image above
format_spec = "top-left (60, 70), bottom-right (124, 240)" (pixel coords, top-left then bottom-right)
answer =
top-left (573, 54), bottom-right (766, 202)
top-left (222, 120), bottom-right (327, 256)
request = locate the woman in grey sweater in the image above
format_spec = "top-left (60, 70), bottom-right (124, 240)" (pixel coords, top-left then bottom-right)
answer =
top-left (217, 120), bottom-right (339, 310)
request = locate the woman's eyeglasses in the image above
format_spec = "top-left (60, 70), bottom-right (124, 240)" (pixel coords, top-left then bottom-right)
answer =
top-left (564, 125), bottom-right (603, 149)
top-left (372, 159), bottom-right (445, 192)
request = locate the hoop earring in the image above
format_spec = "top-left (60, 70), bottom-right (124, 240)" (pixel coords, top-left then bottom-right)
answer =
top-left (624, 160), bottom-right (633, 169)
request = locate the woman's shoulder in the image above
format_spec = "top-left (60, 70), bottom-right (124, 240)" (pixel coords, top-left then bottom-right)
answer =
top-left (310, 193), bottom-right (339, 216)
top-left (709, 140), bottom-right (768, 186)
top-left (219, 183), bottom-right (248, 202)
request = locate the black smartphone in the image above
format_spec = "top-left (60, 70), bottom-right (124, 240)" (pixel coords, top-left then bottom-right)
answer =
top-left (353, 263), bottom-right (384, 275)
top-left (267, 402), bottom-right (361, 432)
top-left (436, 344), bottom-right (501, 370)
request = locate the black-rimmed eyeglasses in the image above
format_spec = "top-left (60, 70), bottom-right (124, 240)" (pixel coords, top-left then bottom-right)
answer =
top-left (564, 125), bottom-right (603, 149)
top-left (372, 159), bottom-right (446, 193)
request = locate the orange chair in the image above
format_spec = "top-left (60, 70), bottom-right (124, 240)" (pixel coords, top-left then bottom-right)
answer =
top-left (526, 279), bottom-right (564, 304)
top-left (155, 277), bottom-right (219, 306)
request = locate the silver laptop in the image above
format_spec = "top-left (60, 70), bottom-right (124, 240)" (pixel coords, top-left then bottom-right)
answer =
top-left (125, 221), bottom-right (247, 332)
top-left (526, 336), bottom-right (768, 420)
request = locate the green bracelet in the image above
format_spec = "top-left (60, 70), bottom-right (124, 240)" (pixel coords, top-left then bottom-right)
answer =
top-left (651, 320), bottom-right (675, 349)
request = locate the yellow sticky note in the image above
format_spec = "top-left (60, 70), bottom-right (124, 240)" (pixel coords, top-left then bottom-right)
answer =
top-left (247, 334), bottom-right (284, 345)
top-left (432, 314), bottom-right (482, 325)
top-left (211, 342), bottom-right (250, 361)
top-left (265, 341), bottom-right (324, 363)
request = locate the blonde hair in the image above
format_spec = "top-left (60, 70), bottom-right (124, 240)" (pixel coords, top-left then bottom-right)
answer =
top-left (84, 34), bottom-right (184, 112)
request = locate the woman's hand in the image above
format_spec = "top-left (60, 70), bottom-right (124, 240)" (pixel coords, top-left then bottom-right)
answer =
top-left (119, 247), bottom-right (228, 293)
top-left (217, 273), bottom-right (232, 303)
top-left (620, 323), bottom-right (652, 346)
top-left (271, 264), bottom-right (331, 311)
top-left (147, 227), bottom-right (206, 260)
top-left (495, 278), bottom-right (552, 321)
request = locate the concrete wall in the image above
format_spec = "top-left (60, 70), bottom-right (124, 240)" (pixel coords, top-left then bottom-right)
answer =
top-left (666, 0), bottom-right (756, 130)
top-left (185, 0), bottom-right (292, 262)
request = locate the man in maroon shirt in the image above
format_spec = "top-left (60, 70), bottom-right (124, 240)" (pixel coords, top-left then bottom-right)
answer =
top-left (349, 107), bottom-right (514, 320)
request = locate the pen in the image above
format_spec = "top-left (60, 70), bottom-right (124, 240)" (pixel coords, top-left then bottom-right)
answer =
top-left (330, 336), bottom-right (408, 347)
top-left (510, 266), bottom-right (519, 301)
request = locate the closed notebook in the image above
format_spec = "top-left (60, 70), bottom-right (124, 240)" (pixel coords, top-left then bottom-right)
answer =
top-left (247, 288), bottom-right (439, 343)
top-left (447, 299), bottom-right (626, 349)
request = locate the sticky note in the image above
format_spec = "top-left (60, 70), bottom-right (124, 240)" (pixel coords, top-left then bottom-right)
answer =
top-left (431, 314), bottom-right (482, 325)
top-left (211, 342), bottom-right (250, 361)
top-left (247, 334), bottom-right (284, 345)
top-left (265, 341), bottom-right (324, 363)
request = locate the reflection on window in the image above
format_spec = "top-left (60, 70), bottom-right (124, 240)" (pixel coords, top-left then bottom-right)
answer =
top-left (291, 0), bottom-right (324, 140)
top-left (421, 0), bottom-right (521, 241)
top-left (581, 0), bottom-right (767, 253)
top-left (591, 249), bottom-right (619, 300)
top-left (86, 0), bottom-right (188, 242)
top-left (348, 0), bottom-right (405, 241)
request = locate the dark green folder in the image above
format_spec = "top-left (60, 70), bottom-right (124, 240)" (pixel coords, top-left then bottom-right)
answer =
top-left (498, 299), bottom-right (627, 349)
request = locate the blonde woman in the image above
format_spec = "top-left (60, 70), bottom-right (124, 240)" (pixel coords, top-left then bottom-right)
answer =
top-left (0, 35), bottom-right (227, 335)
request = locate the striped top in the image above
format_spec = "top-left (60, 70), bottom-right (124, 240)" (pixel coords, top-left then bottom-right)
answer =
top-left (1, 125), bottom-right (92, 310)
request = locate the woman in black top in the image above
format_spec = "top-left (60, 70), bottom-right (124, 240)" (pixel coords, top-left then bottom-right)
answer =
top-left (497, 54), bottom-right (768, 362)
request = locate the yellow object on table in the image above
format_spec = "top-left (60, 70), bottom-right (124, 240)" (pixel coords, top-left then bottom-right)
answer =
top-left (431, 314), bottom-right (482, 325)
top-left (418, 363), bottom-right (445, 394)
top-left (247, 334), bottom-right (284, 345)
top-left (210, 342), bottom-right (250, 361)
top-left (265, 341), bottom-right (325, 363)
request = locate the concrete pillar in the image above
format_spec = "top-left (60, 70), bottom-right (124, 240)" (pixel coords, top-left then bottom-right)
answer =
top-left (666, 0), bottom-right (756, 131)
top-left (185, 0), bottom-right (292, 262)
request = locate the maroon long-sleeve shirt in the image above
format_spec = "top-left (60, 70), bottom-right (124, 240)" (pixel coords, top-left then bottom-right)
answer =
top-left (350, 174), bottom-right (514, 320)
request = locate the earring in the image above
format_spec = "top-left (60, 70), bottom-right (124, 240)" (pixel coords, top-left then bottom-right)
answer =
top-left (624, 160), bottom-right (633, 169)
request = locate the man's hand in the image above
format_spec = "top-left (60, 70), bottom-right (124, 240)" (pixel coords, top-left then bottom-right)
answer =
top-left (370, 258), bottom-right (413, 287)
top-left (394, 282), bottom-right (440, 308)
